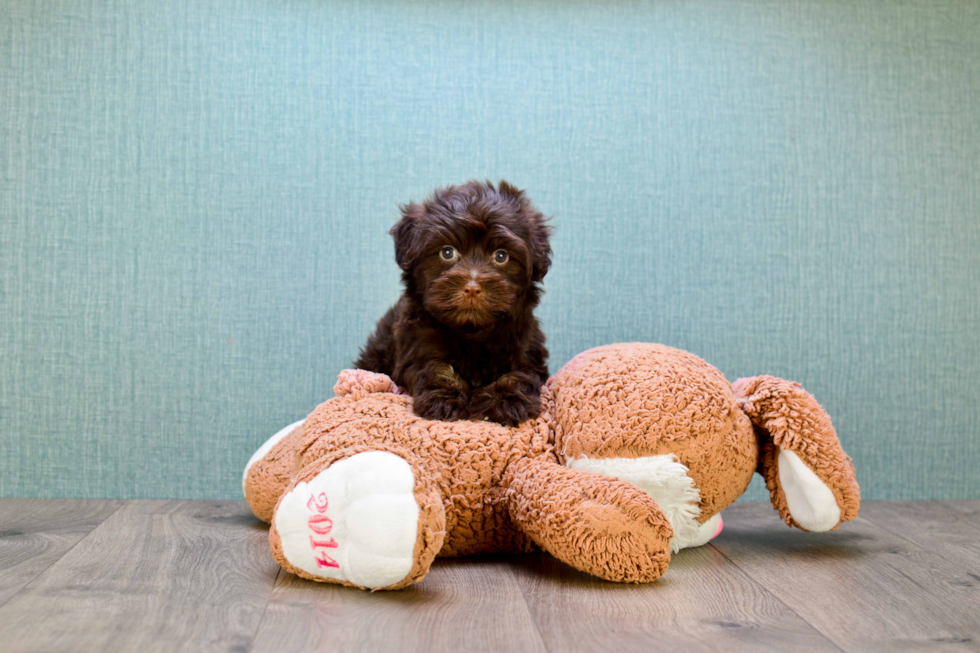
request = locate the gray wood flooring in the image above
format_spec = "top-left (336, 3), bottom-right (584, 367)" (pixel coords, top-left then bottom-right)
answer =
top-left (0, 499), bottom-right (976, 652)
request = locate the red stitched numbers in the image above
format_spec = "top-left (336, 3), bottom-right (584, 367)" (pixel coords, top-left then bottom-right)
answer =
top-left (306, 492), bottom-right (340, 569)
top-left (306, 493), bottom-right (328, 513)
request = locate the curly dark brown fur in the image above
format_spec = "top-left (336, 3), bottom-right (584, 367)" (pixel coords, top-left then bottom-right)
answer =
top-left (355, 180), bottom-right (552, 426)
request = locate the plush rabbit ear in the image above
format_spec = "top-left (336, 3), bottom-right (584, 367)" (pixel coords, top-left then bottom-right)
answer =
top-left (391, 202), bottom-right (426, 271)
top-left (334, 369), bottom-right (402, 400)
top-left (733, 375), bottom-right (860, 531)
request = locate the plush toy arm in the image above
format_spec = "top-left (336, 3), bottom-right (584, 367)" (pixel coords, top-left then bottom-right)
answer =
top-left (502, 457), bottom-right (674, 583)
top-left (733, 376), bottom-right (860, 532)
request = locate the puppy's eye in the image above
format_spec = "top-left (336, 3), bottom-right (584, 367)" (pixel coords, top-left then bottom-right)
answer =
top-left (440, 246), bottom-right (457, 261)
top-left (492, 250), bottom-right (509, 265)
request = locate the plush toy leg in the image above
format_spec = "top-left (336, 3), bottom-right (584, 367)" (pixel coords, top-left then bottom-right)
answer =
top-left (565, 453), bottom-right (723, 552)
top-left (733, 376), bottom-right (860, 532)
top-left (243, 371), bottom-right (401, 524)
top-left (243, 419), bottom-right (307, 523)
top-left (269, 448), bottom-right (446, 590)
top-left (503, 457), bottom-right (674, 583)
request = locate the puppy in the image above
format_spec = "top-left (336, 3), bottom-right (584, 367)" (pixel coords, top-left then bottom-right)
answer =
top-left (355, 180), bottom-right (552, 426)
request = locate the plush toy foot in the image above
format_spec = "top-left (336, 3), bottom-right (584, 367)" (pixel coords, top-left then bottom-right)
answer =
top-left (270, 450), bottom-right (445, 590)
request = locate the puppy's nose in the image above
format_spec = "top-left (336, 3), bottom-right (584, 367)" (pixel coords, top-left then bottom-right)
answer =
top-left (463, 280), bottom-right (482, 298)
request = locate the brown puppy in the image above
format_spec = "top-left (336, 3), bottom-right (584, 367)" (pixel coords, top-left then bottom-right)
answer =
top-left (355, 180), bottom-right (552, 426)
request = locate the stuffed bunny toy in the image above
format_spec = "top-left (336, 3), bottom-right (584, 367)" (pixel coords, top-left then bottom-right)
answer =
top-left (243, 343), bottom-right (859, 590)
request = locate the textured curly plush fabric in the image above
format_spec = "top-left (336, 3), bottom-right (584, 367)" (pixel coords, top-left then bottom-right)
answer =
top-left (292, 384), bottom-right (555, 557)
top-left (732, 375), bottom-right (861, 530)
top-left (548, 343), bottom-right (759, 521)
top-left (503, 457), bottom-right (673, 582)
top-left (243, 423), bottom-right (306, 524)
top-left (244, 342), bottom-right (860, 589)
top-left (268, 444), bottom-right (446, 590)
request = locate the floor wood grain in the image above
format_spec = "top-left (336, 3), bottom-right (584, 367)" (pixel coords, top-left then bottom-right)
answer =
top-left (860, 500), bottom-right (980, 565)
top-left (512, 546), bottom-right (841, 653)
top-left (0, 501), bottom-right (279, 653)
top-left (0, 498), bottom-right (122, 609)
top-left (0, 499), bottom-right (976, 652)
top-left (942, 499), bottom-right (980, 519)
top-left (250, 556), bottom-right (547, 653)
top-left (712, 502), bottom-right (980, 652)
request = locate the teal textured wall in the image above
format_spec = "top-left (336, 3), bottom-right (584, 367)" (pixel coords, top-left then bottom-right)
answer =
top-left (2, 0), bottom-right (978, 501)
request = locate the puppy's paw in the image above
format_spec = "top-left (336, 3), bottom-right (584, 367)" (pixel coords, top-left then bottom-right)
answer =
top-left (470, 390), bottom-right (540, 427)
top-left (412, 388), bottom-right (470, 421)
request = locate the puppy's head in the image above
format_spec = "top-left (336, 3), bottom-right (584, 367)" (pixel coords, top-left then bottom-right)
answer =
top-left (391, 180), bottom-right (552, 329)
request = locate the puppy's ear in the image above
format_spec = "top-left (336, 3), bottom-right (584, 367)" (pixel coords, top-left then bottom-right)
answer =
top-left (528, 214), bottom-right (553, 283)
top-left (499, 181), bottom-right (553, 283)
top-left (498, 180), bottom-right (524, 200)
top-left (391, 202), bottom-right (425, 270)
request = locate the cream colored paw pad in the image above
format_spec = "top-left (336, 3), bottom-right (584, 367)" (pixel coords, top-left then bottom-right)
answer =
top-left (275, 451), bottom-right (419, 588)
top-left (778, 449), bottom-right (841, 532)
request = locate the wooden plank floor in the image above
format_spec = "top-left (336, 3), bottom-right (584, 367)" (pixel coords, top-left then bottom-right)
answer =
top-left (0, 500), bottom-right (976, 652)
